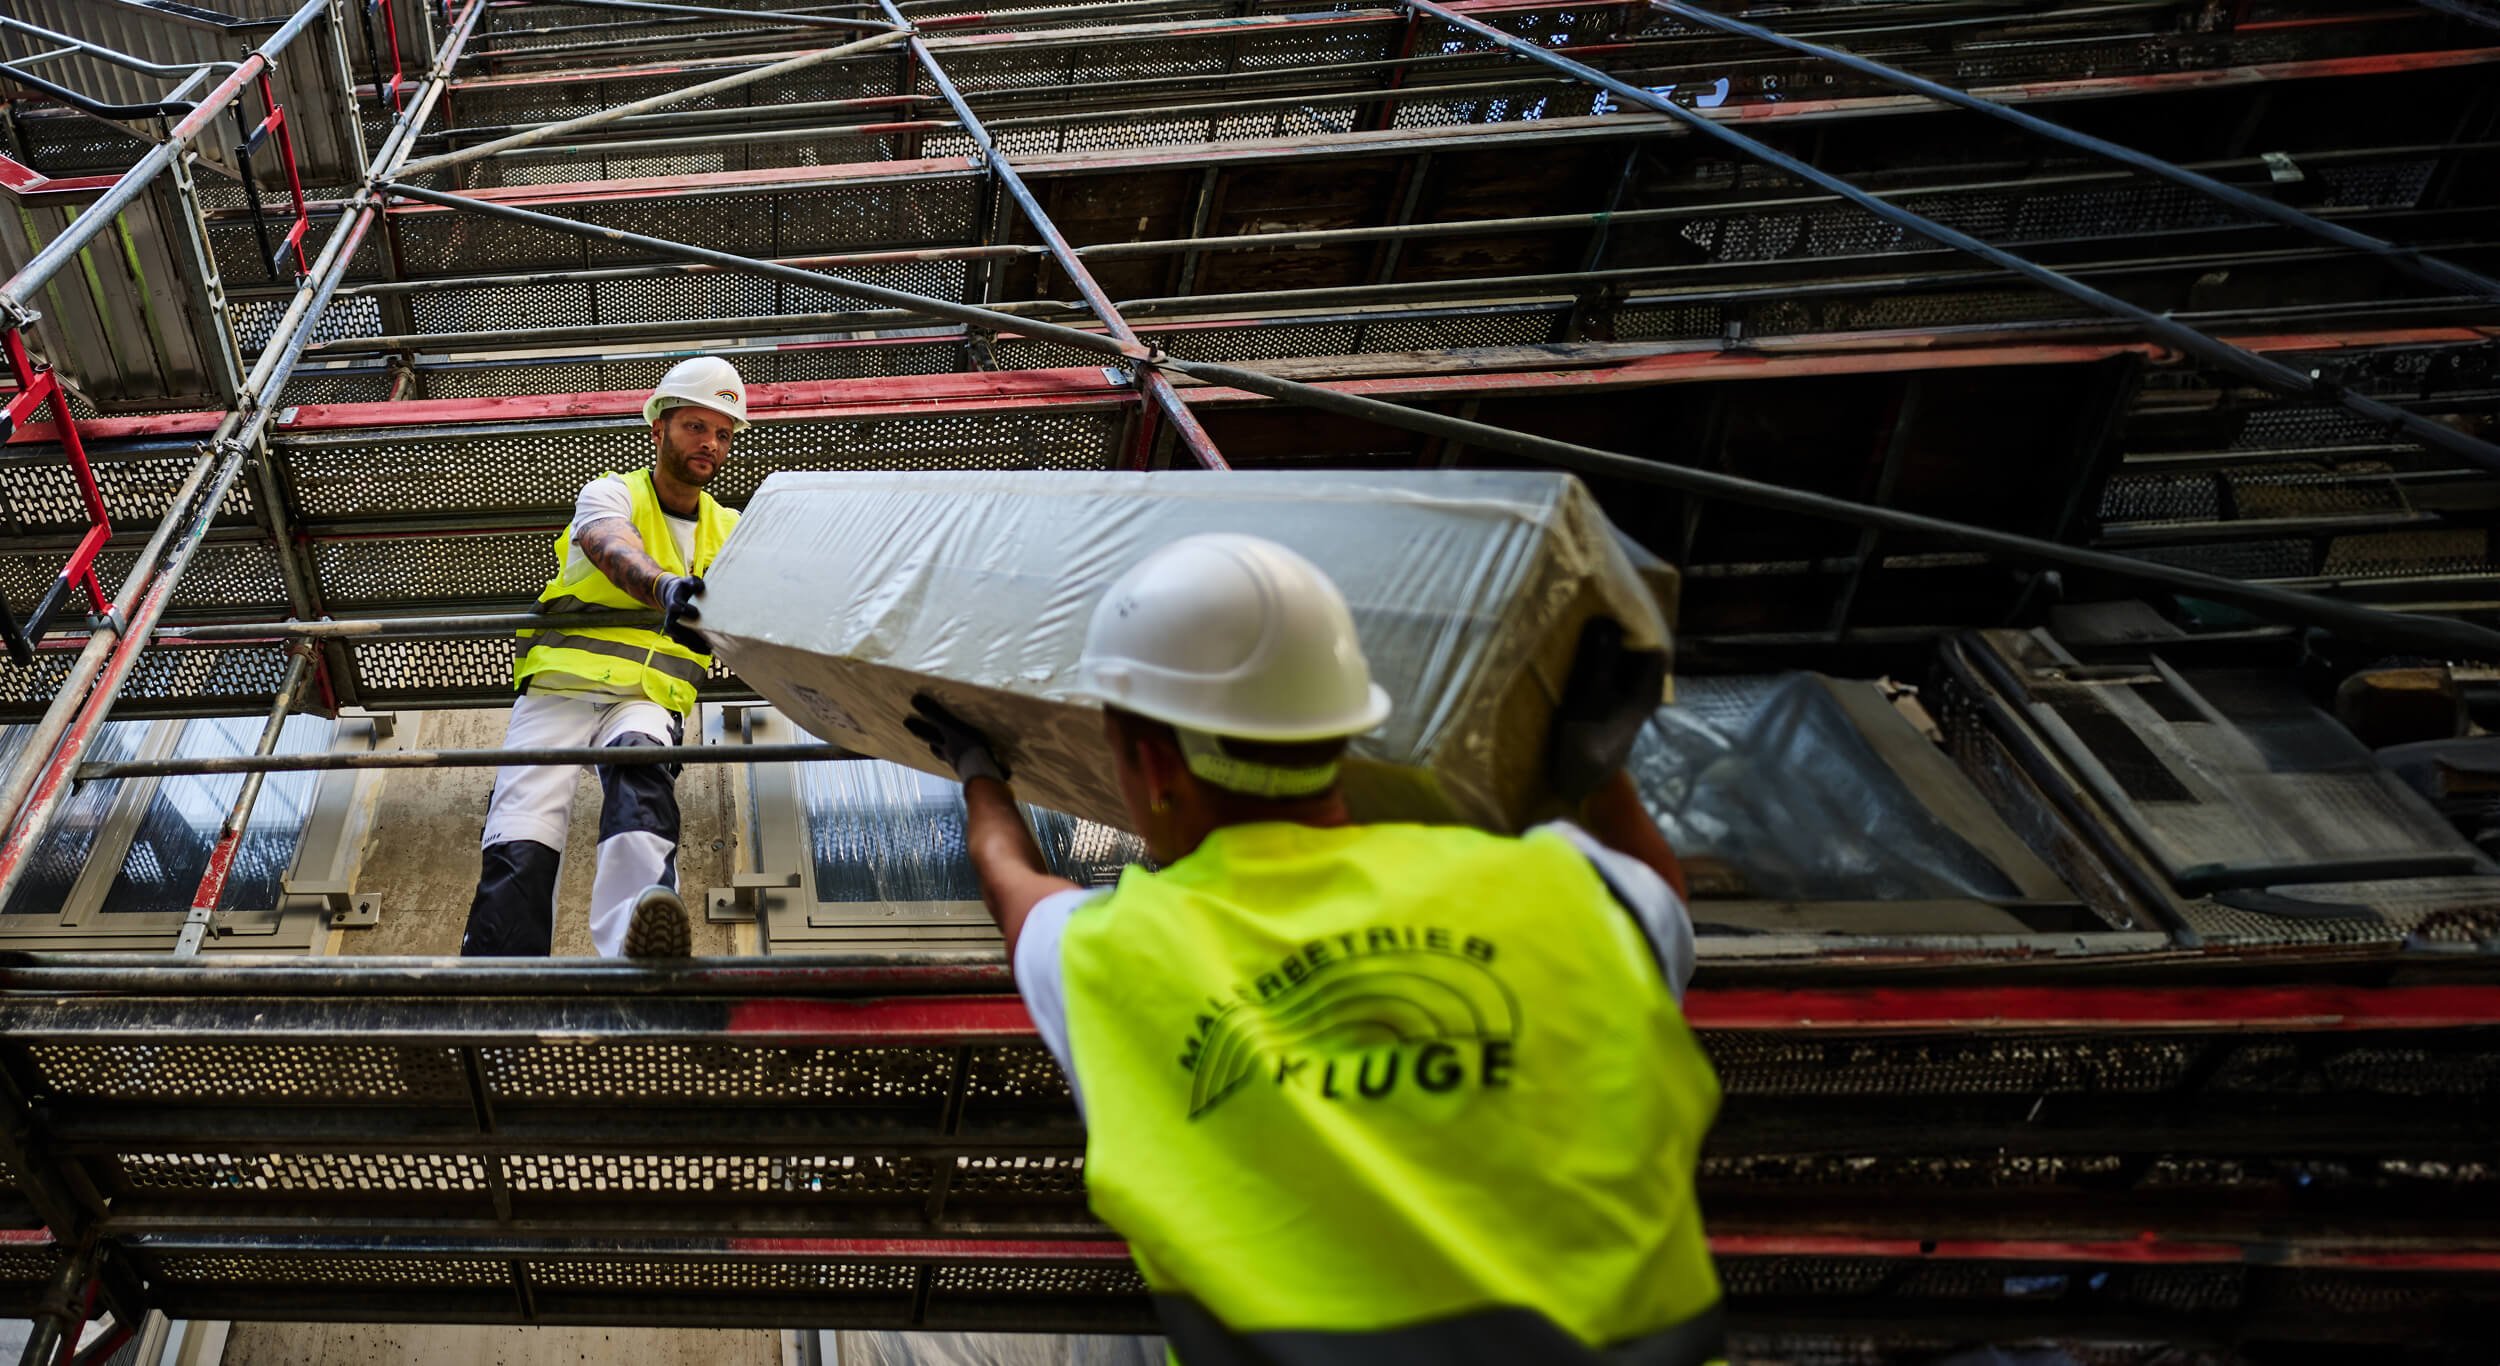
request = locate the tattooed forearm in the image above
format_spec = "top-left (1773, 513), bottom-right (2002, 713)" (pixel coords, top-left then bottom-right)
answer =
top-left (576, 518), bottom-right (670, 608)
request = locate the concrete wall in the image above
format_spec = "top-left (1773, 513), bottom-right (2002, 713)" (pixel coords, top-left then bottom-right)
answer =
top-left (338, 707), bottom-right (750, 957)
top-left (218, 1323), bottom-right (780, 1364)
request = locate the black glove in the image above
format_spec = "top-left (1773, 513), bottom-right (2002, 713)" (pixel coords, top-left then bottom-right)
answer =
top-left (657, 573), bottom-right (708, 654)
top-left (905, 693), bottom-right (1007, 784)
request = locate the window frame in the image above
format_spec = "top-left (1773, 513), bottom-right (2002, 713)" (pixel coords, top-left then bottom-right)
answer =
top-left (0, 713), bottom-right (392, 953)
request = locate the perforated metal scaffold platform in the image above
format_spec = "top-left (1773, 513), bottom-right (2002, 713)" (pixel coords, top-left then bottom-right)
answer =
top-left (0, 959), bottom-right (2492, 1360)
top-left (0, 0), bottom-right (2495, 724)
top-left (0, 2), bottom-right (2498, 1355)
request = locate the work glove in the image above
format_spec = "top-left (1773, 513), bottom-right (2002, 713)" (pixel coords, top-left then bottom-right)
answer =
top-left (906, 693), bottom-right (1008, 784)
top-left (656, 574), bottom-right (709, 655)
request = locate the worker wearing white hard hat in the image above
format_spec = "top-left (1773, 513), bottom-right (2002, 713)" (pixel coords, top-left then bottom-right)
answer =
top-left (462, 356), bottom-right (753, 961)
top-left (906, 533), bottom-right (1724, 1365)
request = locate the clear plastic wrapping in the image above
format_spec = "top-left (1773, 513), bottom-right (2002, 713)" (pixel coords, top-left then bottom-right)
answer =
top-left (701, 470), bottom-right (1669, 834)
top-left (1629, 675), bottom-right (2022, 901)
top-left (830, 1333), bottom-right (1164, 1366)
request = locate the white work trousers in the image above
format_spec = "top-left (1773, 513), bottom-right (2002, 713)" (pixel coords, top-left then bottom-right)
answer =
top-left (473, 690), bottom-right (682, 957)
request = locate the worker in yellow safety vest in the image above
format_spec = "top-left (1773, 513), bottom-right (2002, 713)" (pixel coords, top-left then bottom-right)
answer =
top-left (903, 532), bottom-right (1724, 1365)
top-left (461, 356), bottom-right (749, 960)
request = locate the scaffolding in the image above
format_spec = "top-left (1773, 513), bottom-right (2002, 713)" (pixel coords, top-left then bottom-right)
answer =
top-left (0, 0), bottom-right (2497, 1355)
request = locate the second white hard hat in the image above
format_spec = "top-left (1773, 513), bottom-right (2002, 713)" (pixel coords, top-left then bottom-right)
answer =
top-left (1075, 533), bottom-right (1392, 742)
top-left (643, 355), bottom-right (751, 431)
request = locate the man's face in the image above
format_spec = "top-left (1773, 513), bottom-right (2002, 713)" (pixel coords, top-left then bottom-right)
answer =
top-left (654, 405), bottom-right (736, 487)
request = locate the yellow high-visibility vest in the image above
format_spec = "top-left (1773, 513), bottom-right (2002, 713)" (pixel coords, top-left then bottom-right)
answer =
top-left (514, 467), bottom-right (737, 715)
top-left (1058, 820), bottom-right (1723, 1363)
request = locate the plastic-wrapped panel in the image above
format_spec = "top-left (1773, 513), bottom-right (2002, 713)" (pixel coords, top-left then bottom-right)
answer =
top-left (699, 470), bottom-right (1670, 833)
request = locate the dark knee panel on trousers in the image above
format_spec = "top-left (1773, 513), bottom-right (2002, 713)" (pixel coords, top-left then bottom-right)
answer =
top-left (598, 731), bottom-right (682, 862)
top-left (463, 840), bottom-right (562, 956)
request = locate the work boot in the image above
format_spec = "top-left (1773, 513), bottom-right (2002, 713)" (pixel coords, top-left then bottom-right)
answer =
top-left (624, 884), bottom-right (692, 959)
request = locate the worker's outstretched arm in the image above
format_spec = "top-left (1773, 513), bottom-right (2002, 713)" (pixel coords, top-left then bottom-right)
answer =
top-left (962, 775), bottom-right (1081, 954)
top-left (1578, 769), bottom-right (1687, 901)
top-left (575, 519), bottom-right (673, 608)
top-left (907, 695), bottom-right (1079, 955)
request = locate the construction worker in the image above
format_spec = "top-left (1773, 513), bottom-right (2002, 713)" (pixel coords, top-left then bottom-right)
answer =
top-left (904, 533), bottom-right (1722, 1364)
top-left (461, 356), bottom-right (748, 960)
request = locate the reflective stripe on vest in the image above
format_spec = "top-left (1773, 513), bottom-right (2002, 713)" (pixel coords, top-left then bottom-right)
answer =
top-left (515, 468), bottom-right (738, 714)
top-left (524, 629), bottom-right (705, 685)
top-left (1058, 822), bottom-right (1723, 1353)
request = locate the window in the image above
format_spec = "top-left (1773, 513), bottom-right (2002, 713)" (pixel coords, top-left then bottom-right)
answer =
top-left (102, 714), bottom-right (335, 916)
top-left (0, 713), bottom-right (361, 950)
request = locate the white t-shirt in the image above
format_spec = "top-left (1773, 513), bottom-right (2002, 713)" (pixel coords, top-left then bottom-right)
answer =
top-left (529, 476), bottom-right (698, 699)
top-left (1012, 820), bottom-right (1696, 1114)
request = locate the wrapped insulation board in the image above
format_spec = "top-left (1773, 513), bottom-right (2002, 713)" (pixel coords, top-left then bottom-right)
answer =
top-left (698, 470), bottom-right (1674, 834)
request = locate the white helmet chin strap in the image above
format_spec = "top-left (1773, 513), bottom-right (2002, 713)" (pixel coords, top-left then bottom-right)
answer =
top-left (1174, 726), bottom-right (1341, 800)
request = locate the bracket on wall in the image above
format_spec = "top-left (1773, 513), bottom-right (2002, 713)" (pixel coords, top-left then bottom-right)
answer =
top-left (707, 871), bottom-right (798, 923)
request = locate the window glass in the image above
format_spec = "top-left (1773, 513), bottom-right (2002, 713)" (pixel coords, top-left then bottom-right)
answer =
top-left (1, 721), bottom-right (151, 918)
top-left (799, 759), bottom-right (983, 904)
top-left (103, 713), bottom-right (336, 916)
top-left (1030, 807), bottom-right (1150, 888)
top-left (795, 759), bottom-right (1149, 903)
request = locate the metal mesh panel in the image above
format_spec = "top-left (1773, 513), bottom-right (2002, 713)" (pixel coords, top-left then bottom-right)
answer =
top-left (153, 1253), bottom-right (506, 1287)
top-left (453, 65), bottom-right (889, 129)
top-left (315, 531), bottom-right (557, 609)
top-left (0, 541), bottom-right (285, 615)
top-left (2118, 539), bottom-right (2318, 581)
top-left (946, 1154), bottom-right (1085, 1199)
top-left (777, 179), bottom-right (980, 254)
top-left (30, 1043), bottom-right (468, 1102)
top-left (2319, 528), bottom-right (2491, 580)
top-left (1707, 1035), bottom-right (2198, 1095)
top-left (1705, 1152), bottom-right (2132, 1188)
top-left (2100, 472), bottom-right (2220, 523)
top-left (2232, 405), bottom-right (2386, 451)
top-left (963, 1045), bottom-right (1074, 1101)
top-left (527, 1259), bottom-right (916, 1292)
top-left (1, 645), bottom-right (296, 712)
top-left (118, 1152), bottom-right (489, 1194)
top-left (506, 1153), bottom-right (931, 1195)
top-left (349, 637), bottom-right (526, 702)
top-left (0, 1247), bottom-right (57, 1284)
top-left (929, 1262), bottom-right (1144, 1295)
top-left (0, 453), bottom-right (251, 536)
top-left (480, 1042), bottom-right (955, 1102)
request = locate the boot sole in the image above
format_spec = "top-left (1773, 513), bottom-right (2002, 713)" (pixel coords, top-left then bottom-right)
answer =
top-left (624, 891), bottom-right (692, 959)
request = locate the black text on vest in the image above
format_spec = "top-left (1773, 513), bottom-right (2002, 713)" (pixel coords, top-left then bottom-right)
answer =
top-left (1177, 927), bottom-right (1517, 1120)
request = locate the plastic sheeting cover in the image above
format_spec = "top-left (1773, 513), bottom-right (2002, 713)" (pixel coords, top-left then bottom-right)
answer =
top-left (1629, 675), bottom-right (2022, 901)
top-left (797, 758), bottom-right (1149, 901)
top-left (701, 470), bottom-right (1668, 834)
top-left (832, 1332), bottom-right (1164, 1366)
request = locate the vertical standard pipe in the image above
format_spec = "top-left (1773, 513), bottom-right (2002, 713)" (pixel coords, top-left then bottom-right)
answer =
top-left (0, 0), bottom-right (484, 909)
top-left (0, 443), bottom-right (257, 914)
top-left (174, 650), bottom-right (311, 955)
top-left (0, 442), bottom-right (222, 854)
top-left (16, 1244), bottom-right (96, 1366)
top-left (886, 2), bottom-right (1229, 470)
top-left (0, 0), bottom-right (329, 311)
top-left (1395, 0), bottom-right (2500, 477)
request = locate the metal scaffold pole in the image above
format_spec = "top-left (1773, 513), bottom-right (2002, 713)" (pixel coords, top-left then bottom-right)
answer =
top-left (1392, 0), bottom-right (2500, 479)
top-left (870, 0), bottom-right (1229, 470)
top-left (172, 648), bottom-right (312, 955)
top-left (0, 0), bottom-right (495, 913)
top-left (1648, 0), bottom-right (2500, 305)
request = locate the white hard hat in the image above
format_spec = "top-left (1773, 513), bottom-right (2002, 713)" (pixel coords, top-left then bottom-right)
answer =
top-left (642, 355), bottom-right (751, 431)
top-left (1076, 533), bottom-right (1392, 743)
